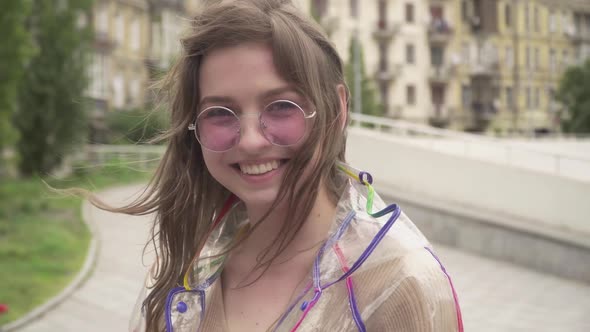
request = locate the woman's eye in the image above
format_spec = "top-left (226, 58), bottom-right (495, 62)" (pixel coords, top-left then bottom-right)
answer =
top-left (267, 101), bottom-right (299, 113)
top-left (203, 107), bottom-right (234, 118)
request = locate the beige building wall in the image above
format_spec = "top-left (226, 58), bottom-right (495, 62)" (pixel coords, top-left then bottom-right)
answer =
top-left (89, 0), bottom-right (187, 115)
top-left (88, 0), bottom-right (590, 134)
top-left (90, 0), bottom-right (150, 111)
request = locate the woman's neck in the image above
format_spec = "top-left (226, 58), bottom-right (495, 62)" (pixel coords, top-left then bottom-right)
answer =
top-left (226, 183), bottom-right (337, 278)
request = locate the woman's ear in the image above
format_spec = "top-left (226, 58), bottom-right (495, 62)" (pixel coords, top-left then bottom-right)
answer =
top-left (337, 84), bottom-right (348, 131)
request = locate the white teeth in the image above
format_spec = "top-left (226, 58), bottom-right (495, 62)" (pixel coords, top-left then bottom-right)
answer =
top-left (239, 160), bottom-right (281, 175)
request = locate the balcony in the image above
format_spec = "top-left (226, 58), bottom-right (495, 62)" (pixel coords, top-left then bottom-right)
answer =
top-left (374, 63), bottom-right (402, 83)
top-left (470, 59), bottom-right (499, 77)
top-left (428, 105), bottom-right (452, 128)
top-left (565, 27), bottom-right (590, 44)
top-left (429, 65), bottom-right (454, 84)
top-left (470, 101), bottom-right (497, 131)
top-left (372, 21), bottom-right (400, 43)
top-left (94, 31), bottom-right (117, 52)
top-left (427, 19), bottom-right (453, 44)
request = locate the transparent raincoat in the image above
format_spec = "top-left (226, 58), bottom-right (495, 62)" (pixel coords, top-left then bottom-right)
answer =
top-left (130, 164), bottom-right (463, 332)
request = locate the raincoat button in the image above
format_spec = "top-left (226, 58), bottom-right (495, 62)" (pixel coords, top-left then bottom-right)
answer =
top-left (177, 301), bottom-right (188, 313)
top-left (300, 301), bottom-right (308, 311)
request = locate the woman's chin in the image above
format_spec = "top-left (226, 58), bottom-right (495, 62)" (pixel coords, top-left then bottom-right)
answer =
top-left (237, 190), bottom-right (282, 211)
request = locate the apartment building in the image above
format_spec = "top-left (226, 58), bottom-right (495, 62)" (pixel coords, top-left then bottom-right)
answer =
top-left (87, 0), bottom-right (186, 116)
top-left (85, 0), bottom-right (589, 134)
top-left (310, 0), bottom-right (590, 133)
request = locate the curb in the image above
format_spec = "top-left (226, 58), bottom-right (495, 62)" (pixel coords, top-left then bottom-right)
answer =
top-left (1, 200), bottom-right (99, 332)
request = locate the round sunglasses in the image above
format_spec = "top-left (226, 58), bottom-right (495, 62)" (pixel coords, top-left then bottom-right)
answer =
top-left (188, 99), bottom-right (316, 152)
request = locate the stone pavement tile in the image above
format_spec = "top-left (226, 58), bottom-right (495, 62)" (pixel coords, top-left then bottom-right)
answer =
top-left (435, 245), bottom-right (590, 332)
top-left (13, 185), bottom-right (590, 331)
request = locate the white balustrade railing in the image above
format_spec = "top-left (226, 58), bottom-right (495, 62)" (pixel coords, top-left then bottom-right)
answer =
top-left (349, 112), bottom-right (590, 182)
top-left (78, 115), bottom-right (590, 182)
top-left (82, 144), bottom-right (166, 170)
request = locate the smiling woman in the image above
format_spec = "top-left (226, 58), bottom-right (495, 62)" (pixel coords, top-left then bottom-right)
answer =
top-left (86, 1), bottom-right (463, 331)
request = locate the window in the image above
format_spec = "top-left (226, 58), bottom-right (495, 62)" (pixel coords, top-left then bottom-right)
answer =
top-left (505, 86), bottom-right (513, 108)
top-left (88, 54), bottom-right (106, 99)
top-left (311, 0), bottom-right (328, 18)
top-left (525, 46), bottom-right (531, 69)
top-left (550, 49), bottom-right (556, 72)
top-left (505, 46), bottom-right (514, 68)
top-left (549, 10), bottom-right (556, 33)
top-left (534, 87), bottom-right (540, 109)
top-left (130, 16), bottom-right (140, 51)
top-left (96, 6), bottom-right (109, 33)
top-left (406, 43), bottom-right (415, 64)
top-left (461, 42), bottom-right (470, 64)
top-left (115, 13), bottom-right (125, 44)
top-left (431, 46), bottom-right (443, 66)
top-left (350, 0), bottom-right (359, 18)
top-left (563, 50), bottom-right (569, 69)
top-left (377, 0), bottom-right (386, 24)
top-left (526, 86), bottom-right (532, 109)
top-left (462, 85), bottom-right (472, 108)
top-left (112, 75), bottom-right (125, 108)
top-left (505, 4), bottom-right (512, 28)
top-left (461, 0), bottom-right (468, 22)
top-left (379, 43), bottom-right (387, 70)
top-left (534, 6), bottom-right (539, 32)
top-left (534, 48), bottom-right (539, 69)
top-left (130, 79), bottom-right (140, 105)
top-left (406, 85), bottom-right (416, 105)
top-left (405, 3), bottom-right (414, 23)
top-left (524, 3), bottom-right (530, 32)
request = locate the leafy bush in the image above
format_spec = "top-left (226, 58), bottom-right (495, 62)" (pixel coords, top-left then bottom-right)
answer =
top-left (105, 108), bottom-right (169, 144)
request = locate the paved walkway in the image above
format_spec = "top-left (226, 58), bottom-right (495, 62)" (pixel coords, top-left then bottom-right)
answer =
top-left (16, 184), bottom-right (590, 331)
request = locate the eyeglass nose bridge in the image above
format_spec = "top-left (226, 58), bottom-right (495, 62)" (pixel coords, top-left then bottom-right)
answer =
top-left (187, 112), bottom-right (262, 130)
top-left (188, 100), bottom-right (314, 152)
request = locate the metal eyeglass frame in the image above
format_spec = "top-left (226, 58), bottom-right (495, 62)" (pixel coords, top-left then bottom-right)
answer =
top-left (188, 99), bottom-right (316, 152)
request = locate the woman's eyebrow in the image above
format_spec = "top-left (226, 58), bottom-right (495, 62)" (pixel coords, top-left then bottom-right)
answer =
top-left (198, 96), bottom-right (234, 109)
top-left (260, 86), bottom-right (298, 100)
top-left (198, 86), bottom-right (297, 109)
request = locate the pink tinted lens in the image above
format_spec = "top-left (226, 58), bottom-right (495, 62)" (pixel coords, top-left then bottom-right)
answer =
top-left (261, 101), bottom-right (306, 146)
top-left (197, 107), bottom-right (240, 151)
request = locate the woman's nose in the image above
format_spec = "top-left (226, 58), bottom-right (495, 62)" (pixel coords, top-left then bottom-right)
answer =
top-left (236, 113), bottom-right (270, 152)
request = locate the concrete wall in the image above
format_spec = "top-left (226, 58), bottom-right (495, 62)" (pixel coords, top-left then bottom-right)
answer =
top-left (346, 127), bottom-right (590, 238)
top-left (346, 128), bottom-right (590, 282)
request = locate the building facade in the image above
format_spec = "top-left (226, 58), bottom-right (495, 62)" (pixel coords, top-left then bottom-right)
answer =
top-left (87, 0), bottom-right (186, 115)
top-left (310, 0), bottom-right (590, 133)
top-left (86, 0), bottom-right (590, 134)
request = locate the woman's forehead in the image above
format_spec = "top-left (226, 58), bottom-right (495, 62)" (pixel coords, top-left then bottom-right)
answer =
top-left (198, 42), bottom-right (296, 103)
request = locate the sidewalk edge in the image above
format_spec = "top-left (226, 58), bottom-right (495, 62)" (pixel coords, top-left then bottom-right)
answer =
top-left (1, 200), bottom-right (99, 332)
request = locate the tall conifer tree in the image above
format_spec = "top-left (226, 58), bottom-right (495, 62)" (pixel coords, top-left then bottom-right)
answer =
top-left (0, 0), bottom-right (32, 172)
top-left (15, 0), bottom-right (93, 176)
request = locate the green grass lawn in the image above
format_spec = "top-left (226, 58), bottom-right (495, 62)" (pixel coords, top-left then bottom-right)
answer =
top-left (0, 162), bottom-right (153, 325)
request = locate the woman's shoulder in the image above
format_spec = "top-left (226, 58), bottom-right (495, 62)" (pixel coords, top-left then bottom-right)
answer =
top-left (348, 210), bottom-right (462, 331)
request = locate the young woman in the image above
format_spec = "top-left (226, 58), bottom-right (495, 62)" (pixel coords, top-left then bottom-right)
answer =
top-left (111, 1), bottom-right (463, 331)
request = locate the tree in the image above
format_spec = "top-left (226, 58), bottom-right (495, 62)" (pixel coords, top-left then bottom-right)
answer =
top-left (0, 0), bottom-right (32, 171)
top-left (555, 58), bottom-right (590, 134)
top-left (14, 0), bottom-right (93, 176)
top-left (344, 38), bottom-right (383, 118)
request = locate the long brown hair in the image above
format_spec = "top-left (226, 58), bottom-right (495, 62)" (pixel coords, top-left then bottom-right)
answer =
top-left (91, 0), bottom-right (349, 330)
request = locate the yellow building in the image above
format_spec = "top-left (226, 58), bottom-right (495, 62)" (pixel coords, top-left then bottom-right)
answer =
top-left (306, 0), bottom-right (590, 134)
top-left (87, 0), bottom-right (187, 112)
top-left (445, 0), bottom-right (590, 134)
top-left (85, 0), bottom-right (590, 136)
